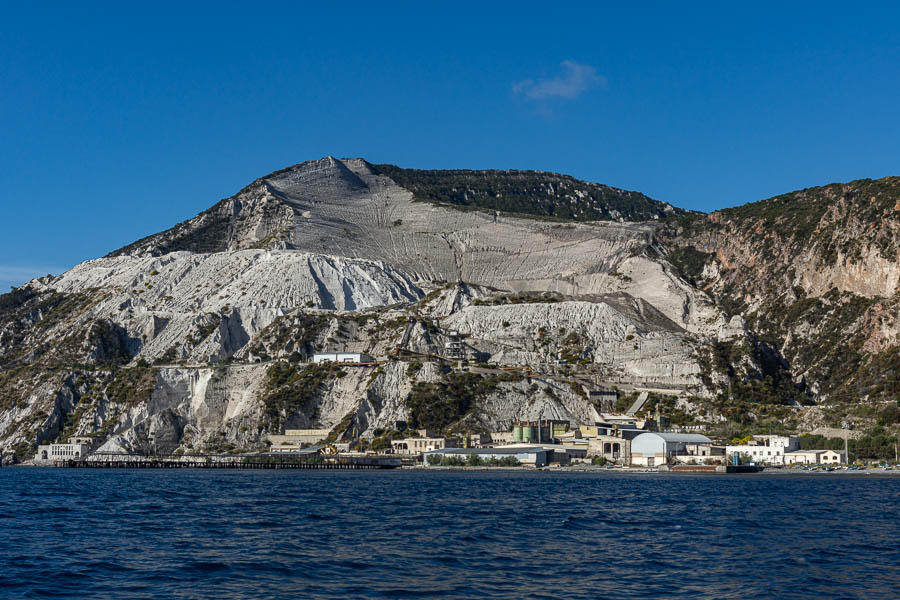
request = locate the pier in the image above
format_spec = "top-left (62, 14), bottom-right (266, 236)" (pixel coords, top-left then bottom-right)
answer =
top-left (55, 453), bottom-right (402, 470)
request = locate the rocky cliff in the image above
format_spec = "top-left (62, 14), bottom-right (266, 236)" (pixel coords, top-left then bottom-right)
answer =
top-left (661, 177), bottom-right (900, 405)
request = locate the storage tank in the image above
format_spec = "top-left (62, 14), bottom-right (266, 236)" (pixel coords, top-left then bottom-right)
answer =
top-left (513, 426), bottom-right (523, 442)
top-left (523, 426), bottom-right (536, 442)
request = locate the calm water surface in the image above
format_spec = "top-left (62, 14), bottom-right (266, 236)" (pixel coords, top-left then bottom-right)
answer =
top-left (1, 469), bottom-right (898, 599)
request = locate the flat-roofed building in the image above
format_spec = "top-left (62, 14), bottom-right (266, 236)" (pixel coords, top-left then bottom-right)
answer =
top-left (311, 352), bottom-right (374, 364)
top-left (588, 436), bottom-right (630, 463)
top-left (725, 435), bottom-right (800, 466)
top-left (463, 433), bottom-right (493, 448)
top-left (489, 431), bottom-right (514, 446)
top-left (268, 428), bottom-right (331, 451)
top-left (673, 443), bottom-right (725, 464)
top-left (424, 447), bottom-right (549, 467)
top-left (499, 442), bottom-right (586, 464)
top-left (576, 425), bottom-right (634, 463)
top-left (35, 437), bottom-right (94, 463)
top-left (630, 432), bottom-right (713, 467)
top-left (391, 436), bottom-right (460, 455)
top-left (784, 449), bottom-right (846, 465)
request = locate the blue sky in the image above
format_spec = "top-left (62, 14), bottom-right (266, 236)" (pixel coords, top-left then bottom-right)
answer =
top-left (2, 1), bottom-right (899, 289)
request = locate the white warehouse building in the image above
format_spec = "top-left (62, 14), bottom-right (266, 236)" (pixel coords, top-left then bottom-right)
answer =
top-left (630, 432), bottom-right (713, 467)
top-left (311, 352), bottom-right (374, 364)
top-left (725, 435), bottom-right (800, 466)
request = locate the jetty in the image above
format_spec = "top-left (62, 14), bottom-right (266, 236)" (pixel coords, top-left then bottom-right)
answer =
top-left (55, 452), bottom-right (401, 470)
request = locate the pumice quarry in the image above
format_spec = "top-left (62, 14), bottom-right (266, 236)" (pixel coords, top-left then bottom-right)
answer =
top-left (3, 156), bottom-right (900, 469)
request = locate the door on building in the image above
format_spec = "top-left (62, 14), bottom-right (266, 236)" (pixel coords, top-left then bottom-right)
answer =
top-left (648, 457), bottom-right (654, 466)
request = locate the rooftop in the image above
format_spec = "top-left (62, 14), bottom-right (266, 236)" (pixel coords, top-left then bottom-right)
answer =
top-left (635, 432), bottom-right (712, 443)
top-left (425, 447), bottom-right (547, 456)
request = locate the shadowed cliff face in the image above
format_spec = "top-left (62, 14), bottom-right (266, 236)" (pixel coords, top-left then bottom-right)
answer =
top-left (3, 158), bottom-right (897, 463)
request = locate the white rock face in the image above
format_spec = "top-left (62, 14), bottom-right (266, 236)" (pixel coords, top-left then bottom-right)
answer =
top-left (442, 300), bottom-right (703, 387)
top-left (34, 249), bottom-right (423, 364)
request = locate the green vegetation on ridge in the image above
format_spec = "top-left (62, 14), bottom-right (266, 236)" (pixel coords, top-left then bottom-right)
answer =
top-left (372, 164), bottom-right (683, 222)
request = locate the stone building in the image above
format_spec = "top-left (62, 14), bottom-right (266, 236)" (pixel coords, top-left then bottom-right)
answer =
top-left (35, 437), bottom-right (94, 463)
top-left (391, 436), bottom-right (460, 455)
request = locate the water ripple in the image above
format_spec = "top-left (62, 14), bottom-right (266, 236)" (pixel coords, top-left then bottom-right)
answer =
top-left (1, 469), bottom-right (898, 599)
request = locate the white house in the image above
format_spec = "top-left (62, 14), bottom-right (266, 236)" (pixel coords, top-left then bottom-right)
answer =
top-left (311, 352), bottom-right (374, 364)
top-left (630, 432), bottom-right (713, 467)
top-left (725, 435), bottom-right (800, 466)
top-left (35, 437), bottom-right (93, 463)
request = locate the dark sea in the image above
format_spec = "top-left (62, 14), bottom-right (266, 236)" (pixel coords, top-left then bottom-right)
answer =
top-left (1, 469), bottom-right (898, 600)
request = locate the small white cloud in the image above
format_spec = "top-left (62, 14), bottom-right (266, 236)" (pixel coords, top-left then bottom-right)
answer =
top-left (513, 60), bottom-right (606, 100)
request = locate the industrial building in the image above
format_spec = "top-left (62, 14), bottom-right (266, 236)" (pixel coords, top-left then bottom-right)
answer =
top-left (424, 447), bottom-right (549, 467)
top-left (588, 389), bottom-right (618, 411)
top-left (391, 436), bottom-right (460, 455)
top-left (35, 436), bottom-right (94, 462)
top-left (268, 429), bottom-right (331, 451)
top-left (311, 352), bottom-right (374, 364)
top-left (672, 443), bottom-right (725, 464)
top-left (630, 432), bottom-right (713, 467)
top-left (511, 420), bottom-right (570, 443)
top-left (557, 428), bottom-right (630, 463)
top-left (500, 442), bottom-right (587, 464)
top-left (488, 431), bottom-right (514, 446)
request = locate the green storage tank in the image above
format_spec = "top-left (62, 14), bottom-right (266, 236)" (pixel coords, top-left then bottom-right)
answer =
top-left (513, 426), bottom-right (523, 442)
top-left (523, 426), bottom-right (536, 442)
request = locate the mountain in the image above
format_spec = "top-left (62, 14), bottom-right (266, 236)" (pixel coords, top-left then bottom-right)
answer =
top-left (1, 157), bottom-right (898, 463)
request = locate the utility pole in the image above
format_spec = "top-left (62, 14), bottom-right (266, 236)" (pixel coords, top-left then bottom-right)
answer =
top-left (842, 421), bottom-right (851, 465)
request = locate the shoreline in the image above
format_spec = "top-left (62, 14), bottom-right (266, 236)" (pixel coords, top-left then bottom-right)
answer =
top-left (6, 460), bottom-right (899, 476)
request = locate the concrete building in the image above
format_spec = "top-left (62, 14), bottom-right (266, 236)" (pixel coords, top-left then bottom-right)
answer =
top-left (424, 447), bottom-right (549, 467)
top-left (597, 413), bottom-right (641, 427)
top-left (463, 433), bottom-right (493, 448)
top-left (268, 428), bottom-right (331, 450)
top-left (511, 419), bottom-right (570, 443)
top-left (784, 449), bottom-right (847, 465)
top-left (311, 352), bottom-right (374, 364)
top-left (268, 445), bottom-right (324, 456)
top-left (489, 431), bottom-right (514, 446)
top-left (391, 436), bottom-right (460, 455)
top-left (630, 432), bottom-right (713, 467)
top-left (673, 443), bottom-right (725, 464)
top-left (725, 435), bottom-right (800, 466)
top-left (500, 442), bottom-right (586, 464)
top-left (574, 424), bottom-right (639, 463)
top-left (588, 389), bottom-right (618, 411)
top-left (589, 436), bottom-right (630, 463)
top-left (35, 437), bottom-right (94, 462)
